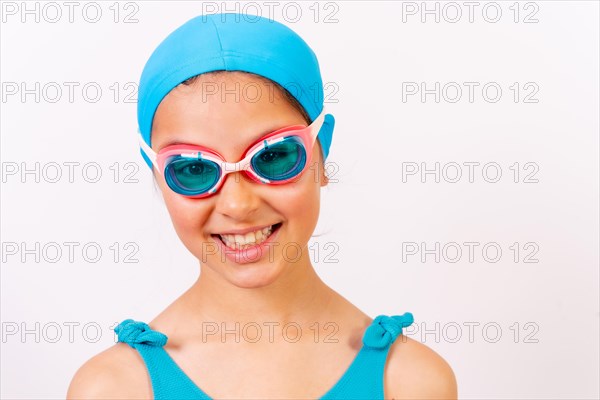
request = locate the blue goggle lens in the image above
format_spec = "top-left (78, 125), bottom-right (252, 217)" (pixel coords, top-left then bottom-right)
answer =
top-left (165, 157), bottom-right (221, 196)
top-left (251, 137), bottom-right (307, 181)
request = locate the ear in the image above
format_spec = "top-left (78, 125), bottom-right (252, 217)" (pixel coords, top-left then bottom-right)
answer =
top-left (318, 146), bottom-right (330, 187)
top-left (320, 164), bottom-right (329, 187)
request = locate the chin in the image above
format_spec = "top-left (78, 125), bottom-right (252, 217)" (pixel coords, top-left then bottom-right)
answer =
top-left (224, 262), bottom-right (285, 289)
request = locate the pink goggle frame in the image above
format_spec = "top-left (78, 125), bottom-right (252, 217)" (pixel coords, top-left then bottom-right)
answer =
top-left (138, 108), bottom-right (326, 198)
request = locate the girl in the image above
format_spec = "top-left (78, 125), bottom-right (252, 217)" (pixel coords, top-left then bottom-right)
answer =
top-left (68, 13), bottom-right (456, 399)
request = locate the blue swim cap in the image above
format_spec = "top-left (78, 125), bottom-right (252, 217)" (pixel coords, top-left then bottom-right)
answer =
top-left (137, 13), bottom-right (335, 169)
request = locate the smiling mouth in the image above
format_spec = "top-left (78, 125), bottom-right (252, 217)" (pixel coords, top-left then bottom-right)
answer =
top-left (211, 222), bottom-right (283, 250)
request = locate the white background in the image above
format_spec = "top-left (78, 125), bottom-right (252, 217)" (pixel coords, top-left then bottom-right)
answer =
top-left (1, 1), bottom-right (599, 398)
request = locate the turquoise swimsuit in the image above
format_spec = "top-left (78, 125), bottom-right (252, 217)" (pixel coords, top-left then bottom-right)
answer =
top-left (113, 313), bottom-right (414, 399)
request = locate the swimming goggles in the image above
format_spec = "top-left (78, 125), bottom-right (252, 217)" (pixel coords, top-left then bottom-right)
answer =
top-left (138, 108), bottom-right (326, 198)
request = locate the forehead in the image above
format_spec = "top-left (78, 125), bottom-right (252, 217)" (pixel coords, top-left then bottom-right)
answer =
top-left (150, 72), bottom-right (306, 159)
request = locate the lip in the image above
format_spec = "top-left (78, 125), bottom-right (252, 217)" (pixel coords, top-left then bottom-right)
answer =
top-left (212, 223), bottom-right (279, 236)
top-left (211, 222), bottom-right (283, 264)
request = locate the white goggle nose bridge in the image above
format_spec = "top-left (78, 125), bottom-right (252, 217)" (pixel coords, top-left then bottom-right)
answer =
top-left (220, 155), bottom-right (265, 183)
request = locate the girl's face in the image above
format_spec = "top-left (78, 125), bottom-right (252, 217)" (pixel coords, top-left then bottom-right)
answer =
top-left (150, 71), bottom-right (328, 288)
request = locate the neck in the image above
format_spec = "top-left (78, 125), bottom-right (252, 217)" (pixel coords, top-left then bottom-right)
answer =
top-left (183, 250), bottom-right (334, 327)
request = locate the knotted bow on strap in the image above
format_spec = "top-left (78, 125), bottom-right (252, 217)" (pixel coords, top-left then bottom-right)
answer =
top-left (114, 319), bottom-right (168, 348)
top-left (362, 313), bottom-right (414, 349)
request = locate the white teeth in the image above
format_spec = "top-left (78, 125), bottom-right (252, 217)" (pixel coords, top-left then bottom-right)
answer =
top-left (219, 225), bottom-right (276, 250)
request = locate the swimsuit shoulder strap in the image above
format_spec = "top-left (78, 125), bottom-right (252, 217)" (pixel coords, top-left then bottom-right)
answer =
top-left (322, 312), bottom-right (415, 400)
top-left (362, 313), bottom-right (414, 350)
top-left (113, 319), bottom-right (209, 400)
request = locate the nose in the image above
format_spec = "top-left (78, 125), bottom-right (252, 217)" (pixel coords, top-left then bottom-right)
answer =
top-left (213, 170), bottom-right (260, 220)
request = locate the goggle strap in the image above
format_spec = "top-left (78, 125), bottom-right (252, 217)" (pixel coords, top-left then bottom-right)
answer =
top-left (137, 131), bottom-right (160, 170)
top-left (310, 108), bottom-right (327, 142)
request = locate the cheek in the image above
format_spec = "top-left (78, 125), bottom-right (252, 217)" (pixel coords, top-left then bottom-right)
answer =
top-left (167, 197), bottom-right (210, 227)
top-left (156, 176), bottom-right (212, 238)
top-left (268, 146), bottom-right (323, 230)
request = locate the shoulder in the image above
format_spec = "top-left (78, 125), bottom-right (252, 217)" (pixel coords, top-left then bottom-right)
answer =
top-left (66, 343), bottom-right (151, 399)
top-left (384, 335), bottom-right (458, 399)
